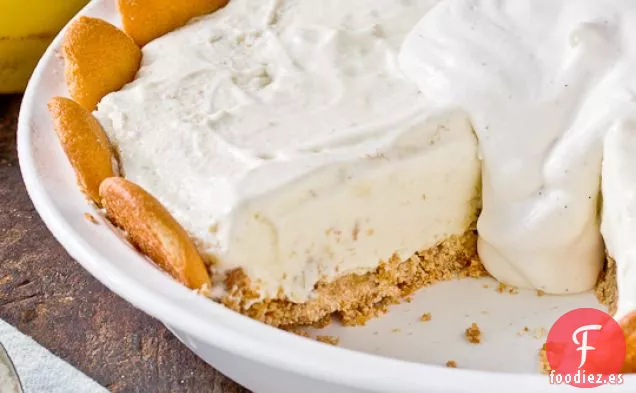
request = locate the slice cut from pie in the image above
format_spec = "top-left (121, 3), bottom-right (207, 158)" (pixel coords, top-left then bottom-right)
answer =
top-left (89, 0), bottom-right (486, 327)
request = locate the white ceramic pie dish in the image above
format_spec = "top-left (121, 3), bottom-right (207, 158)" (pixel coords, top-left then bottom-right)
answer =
top-left (16, 1), bottom-right (636, 392)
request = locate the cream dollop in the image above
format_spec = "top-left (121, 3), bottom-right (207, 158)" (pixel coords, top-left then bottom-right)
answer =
top-left (399, 0), bottom-right (636, 298)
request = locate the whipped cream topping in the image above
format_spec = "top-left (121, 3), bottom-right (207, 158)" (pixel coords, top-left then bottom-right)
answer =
top-left (399, 0), bottom-right (636, 300)
top-left (96, 0), bottom-right (484, 302)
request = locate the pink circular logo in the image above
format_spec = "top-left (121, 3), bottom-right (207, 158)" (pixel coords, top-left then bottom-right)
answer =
top-left (546, 308), bottom-right (625, 388)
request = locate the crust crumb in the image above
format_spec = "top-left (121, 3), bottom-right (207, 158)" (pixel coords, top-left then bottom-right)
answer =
top-left (84, 213), bottom-right (98, 224)
top-left (495, 282), bottom-right (519, 295)
top-left (445, 360), bottom-right (457, 368)
top-left (539, 343), bottom-right (551, 374)
top-left (595, 254), bottom-right (617, 315)
top-left (420, 313), bottom-right (432, 322)
top-left (316, 335), bottom-right (340, 346)
top-left (465, 322), bottom-right (481, 344)
top-left (496, 282), bottom-right (506, 293)
top-left (536, 289), bottom-right (545, 297)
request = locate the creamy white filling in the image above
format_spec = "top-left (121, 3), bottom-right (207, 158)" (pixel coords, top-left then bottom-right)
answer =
top-left (95, 0), bottom-right (483, 302)
top-left (223, 112), bottom-right (479, 301)
top-left (399, 0), bottom-right (636, 303)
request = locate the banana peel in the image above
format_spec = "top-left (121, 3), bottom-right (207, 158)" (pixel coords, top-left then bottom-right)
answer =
top-left (0, 36), bottom-right (50, 93)
top-left (0, 0), bottom-right (89, 93)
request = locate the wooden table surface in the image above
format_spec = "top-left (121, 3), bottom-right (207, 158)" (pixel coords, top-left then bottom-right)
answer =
top-left (0, 94), bottom-right (250, 393)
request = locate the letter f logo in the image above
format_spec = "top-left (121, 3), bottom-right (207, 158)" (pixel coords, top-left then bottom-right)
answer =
top-left (572, 324), bottom-right (602, 368)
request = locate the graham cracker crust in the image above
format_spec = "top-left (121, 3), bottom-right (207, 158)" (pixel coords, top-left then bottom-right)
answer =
top-left (221, 229), bottom-right (485, 328)
top-left (595, 254), bottom-right (618, 315)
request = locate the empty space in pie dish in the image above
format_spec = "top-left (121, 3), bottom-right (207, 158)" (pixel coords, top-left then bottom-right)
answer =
top-left (311, 277), bottom-right (601, 372)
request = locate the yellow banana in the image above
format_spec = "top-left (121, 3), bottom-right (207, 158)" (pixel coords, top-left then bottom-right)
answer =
top-left (0, 0), bottom-right (89, 93)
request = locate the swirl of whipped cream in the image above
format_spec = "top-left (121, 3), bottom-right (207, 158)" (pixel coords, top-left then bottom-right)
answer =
top-left (399, 0), bottom-right (636, 296)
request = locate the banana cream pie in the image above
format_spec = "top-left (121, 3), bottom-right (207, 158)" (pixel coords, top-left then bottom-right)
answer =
top-left (93, 0), bottom-right (483, 325)
top-left (48, 0), bottom-right (636, 370)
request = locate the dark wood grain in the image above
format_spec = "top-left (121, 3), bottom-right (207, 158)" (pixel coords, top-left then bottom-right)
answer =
top-left (0, 95), bottom-right (250, 393)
